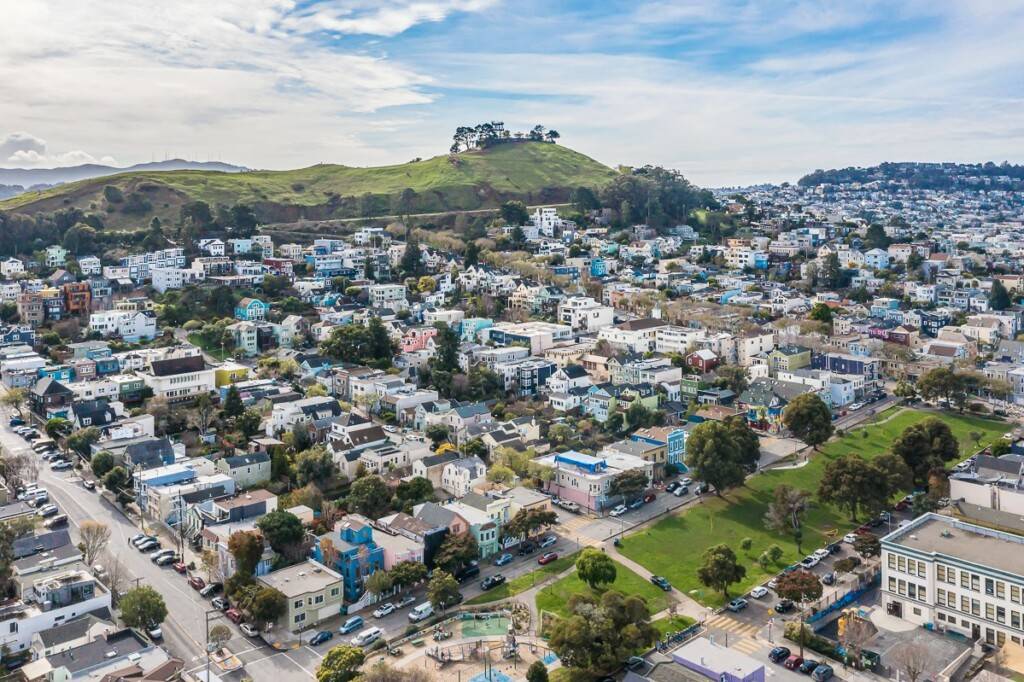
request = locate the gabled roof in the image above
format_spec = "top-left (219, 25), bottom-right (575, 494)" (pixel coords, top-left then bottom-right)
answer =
top-left (223, 452), bottom-right (271, 468)
top-left (31, 376), bottom-right (73, 397)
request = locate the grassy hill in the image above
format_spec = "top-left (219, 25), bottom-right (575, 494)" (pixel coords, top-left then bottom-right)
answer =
top-left (0, 142), bottom-right (617, 230)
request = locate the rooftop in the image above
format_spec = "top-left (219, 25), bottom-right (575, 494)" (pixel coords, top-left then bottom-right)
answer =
top-left (883, 513), bottom-right (1024, 578)
top-left (258, 559), bottom-right (342, 598)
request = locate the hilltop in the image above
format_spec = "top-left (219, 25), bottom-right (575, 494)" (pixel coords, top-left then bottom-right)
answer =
top-left (0, 142), bottom-right (618, 230)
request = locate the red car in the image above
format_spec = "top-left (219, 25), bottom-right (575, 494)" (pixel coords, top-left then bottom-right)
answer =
top-left (784, 655), bottom-right (804, 670)
top-left (172, 562), bottom-right (187, 574)
top-left (894, 500), bottom-right (910, 511)
top-left (225, 608), bottom-right (243, 624)
top-left (643, 492), bottom-right (656, 503)
top-left (538, 552), bottom-right (559, 565)
top-left (188, 576), bottom-right (206, 591)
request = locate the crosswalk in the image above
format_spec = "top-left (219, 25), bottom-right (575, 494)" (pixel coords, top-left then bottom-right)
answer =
top-left (558, 515), bottom-right (594, 535)
top-left (703, 613), bottom-right (763, 640)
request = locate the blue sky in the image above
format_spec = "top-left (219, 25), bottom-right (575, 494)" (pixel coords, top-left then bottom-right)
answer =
top-left (2, 0), bottom-right (1024, 185)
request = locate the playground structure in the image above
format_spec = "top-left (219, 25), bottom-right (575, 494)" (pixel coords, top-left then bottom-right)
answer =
top-left (415, 634), bottom-right (557, 682)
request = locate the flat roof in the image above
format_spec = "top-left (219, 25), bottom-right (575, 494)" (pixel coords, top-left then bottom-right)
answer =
top-left (258, 560), bottom-right (341, 598)
top-left (883, 513), bottom-right (1024, 578)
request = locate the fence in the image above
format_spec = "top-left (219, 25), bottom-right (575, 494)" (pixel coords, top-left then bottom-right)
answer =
top-left (805, 570), bottom-right (880, 625)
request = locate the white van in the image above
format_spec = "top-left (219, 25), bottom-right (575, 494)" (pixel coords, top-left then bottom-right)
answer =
top-left (350, 626), bottom-right (383, 647)
top-left (408, 602), bottom-right (434, 623)
top-left (27, 489), bottom-right (48, 505)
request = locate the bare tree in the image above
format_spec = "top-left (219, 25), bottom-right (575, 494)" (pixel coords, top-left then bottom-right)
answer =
top-left (200, 550), bottom-right (223, 583)
top-left (101, 553), bottom-right (129, 606)
top-left (209, 624), bottom-right (232, 650)
top-left (890, 642), bottom-right (928, 682)
top-left (362, 662), bottom-right (434, 682)
top-left (78, 521), bottom-right (111, 567)
top-left (841, 617), bottom-right (874, 670)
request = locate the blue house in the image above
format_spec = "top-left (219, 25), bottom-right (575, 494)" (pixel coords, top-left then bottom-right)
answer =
top-left (234, 297), bottom-right (270, 321)
top-left (0, 326), bottom-right (35, 345)
top-left (459, 318), bottom-right (493, 342)
top-left (95, 357), bottom-right (121, 375)
top-left (313, 514), bottom-right (386, 602)
top-left (38, 365), bottom-right (74, 383)
top-left (631, 425), bottom-right (691, 469)
top-left (589, 257), bottom-right (607, 278)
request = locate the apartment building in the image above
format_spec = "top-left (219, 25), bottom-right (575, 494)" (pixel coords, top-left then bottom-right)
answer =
top-left (881, 513), bottom-right (1024, 647)
top-left (258, 560), bottom-right (344, 633)
top-left (119, 248), bottom-right (187, 282)
top-left (557, 296), bottom-right (615, 332)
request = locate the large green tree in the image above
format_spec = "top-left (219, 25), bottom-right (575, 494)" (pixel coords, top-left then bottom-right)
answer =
top-left (818, 454), bottom-right (910, 521)
top-left (433, 531), bottom-right (479, 573)
top-left (120, 586), bottom-right (168, 629)
top-left (347, 475), bottom-right (391, 519)
top-left (774, 569), bottom-right (823, 602)
top-left (256, 510), bottom-right (304, 553)
top-left (317, 644), bottom-right (366, 682)
top-left (782, 393), bottom-right (834, 449)
top-left (575, 548), bottom-right (617, 589)
top-left (696, 544), bottom-right (746, 597)
top-left (990, 279), bottom-right (1012, 311)
top-left (502, 507), bottom-right (558, 541)
top-left (228, 531), bottom-right (264, 577)
top-left (547, 590), bottom-right (658, 675)
top-left (426, 570), bottom-right (461, 610)
top-left (891, 417), bottom-right (959, 485)
top-left (684, 420), bottom-right (748, 496)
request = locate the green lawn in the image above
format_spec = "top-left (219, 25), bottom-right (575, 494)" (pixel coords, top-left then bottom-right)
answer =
top-left (535, 559), bottom-right (672, 618)
top-left (465, 551), bottom-right (581, 606)
top-left (186, 333), bottom-right (232, 361)
top-left (652, 615), bottom-right (697, 637)
top-left (619, 408), bottom-right (1006, 608)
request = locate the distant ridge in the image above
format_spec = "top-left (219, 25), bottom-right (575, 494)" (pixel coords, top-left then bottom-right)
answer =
top-left (0, 159), bottom-right (247, 192)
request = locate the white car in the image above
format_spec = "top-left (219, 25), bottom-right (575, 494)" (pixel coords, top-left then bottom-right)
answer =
top-left (843, 533), bottom-right (859, 544)
top-left (609, 504), bottom-right (628, 517)
top-left (800, 555), bottom-right (820, 569)
top-left (813, 548), bottom-right (830, 560)
top-left (681, 477), bottom-right (693, 485)
top-left (240, 623), bottom-right (259, 637)
top-left (373, 603), bottom-right (396, 618)
top-left (749, 586), bottom-right (768, 599)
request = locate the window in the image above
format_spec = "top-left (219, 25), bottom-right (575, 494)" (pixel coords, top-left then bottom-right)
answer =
top-left (961, 596), bottom-right (970, 612)
top-left (972, 575), bottom-right (981, 592)
top-left (973, 600), bottom-right (982, 617)
top-left (986, 603), bottom-right (995, 621)
top-left (1012, 586), bottom-right (1022, 604)
top-left (888, 554), bottom-right (897, 570)
top-left (294, 600), bottom-right (303, 609)
top-left (997, 582), bottom-right (1006, 599)
top-left (937, 565), bottom-right (945, 582)
top-left (898, 556), bottom-right (907, 573)
top-left (314, 595), bottom-right (324, 604)
top-left (962, 573), bottom-right (970, 589)
top-left (294, 613), bottom-right (306, 624)
top-left (889, 577), bottom-right (897, 592)
top-left (997, 607), bottom-right (1006, 624)
top-left (986, 578), bottom-right (995, 596)
top-left (1013, 611), bottom-right (1021, 629)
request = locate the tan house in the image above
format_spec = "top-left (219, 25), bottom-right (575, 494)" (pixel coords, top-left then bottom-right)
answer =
top-left (258, 559), bottom-right (343, 633)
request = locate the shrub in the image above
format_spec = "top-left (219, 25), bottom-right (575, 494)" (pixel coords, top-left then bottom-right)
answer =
top-left (834, 556), bottom-right (862, 573)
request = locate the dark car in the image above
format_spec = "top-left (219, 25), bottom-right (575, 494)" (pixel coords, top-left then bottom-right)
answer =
top-left (768, 647), bottom-right (791, 663)
top-left (695, 482), bottom-right (710, 495)
top-left (481, 574), bottom-right (506, 591)
top-left (784, 655), bottom-right (805, 670)
top-left (650, 575), bottom-right (671, 591)
top-left (628, 498), bottom-right (644, 510)
top-left (666, 481), bottom-right (680, 493)
top-left (775, 599), bottom-right (795, 613)
top-left (518, 540), bottom-right (537, 556)
top-left (188, 576), bottom-right (206, 591)
top-left (438, 592), bottom-right (463, 609)
top-left (454, 561), bottom-right (480, 583)
top-left (799, 659), bottom-right (821, 674)
top-left (310, 631), bottom-right (334, 646)
top-left (625, 657), bottom-right (646, 671)
top-left (199, 582), bottom-right (223, 597)
top-left (821, 573), bottom-right (836, 586)
top-left (642, 492), bottom-right (656, 503)
top-left (894, 500), bottom-right (910, 511)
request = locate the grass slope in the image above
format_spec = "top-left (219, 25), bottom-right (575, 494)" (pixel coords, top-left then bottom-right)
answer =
top-left (0, 142), bottom-right (617, 228)
top-left (535, 558), bottom-right (672, 618)
top-left (618, 408), bottom-right (1005, 608)
top-left (464, 551), bottom-right (582, 606)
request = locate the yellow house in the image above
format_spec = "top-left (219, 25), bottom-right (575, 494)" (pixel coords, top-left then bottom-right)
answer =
top-left (214, 362), bottom-right (251, 387)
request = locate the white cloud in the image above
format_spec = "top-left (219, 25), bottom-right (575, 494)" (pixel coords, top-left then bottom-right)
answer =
top-left (0, 131), bottom-right (118, 168)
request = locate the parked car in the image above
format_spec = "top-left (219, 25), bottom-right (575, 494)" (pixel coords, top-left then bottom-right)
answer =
top-left (673, 485), bottom-right (689, 497)
top-left (784, 655), bottom-right (805, 670)
top-left (609, 504), bottom-right (628, 517)
top-left (136, 539), bottom-right (160, 552)
top-left (454, 561), bottom-right (480, 583)
top-left (650, 575), bottom-right (671, 591)
top-left (812, 548), bottom-right (830, 560)
top-left (172, 562), bottom-right (187, 574)
top-left (538, 535), bottom-right (557, 549)
top-left (768, 647), bottom-right (791, 663)
top-left (150, 548), bottom-right (175, 562)
top-left (625, 656), bottom-right (646, 671)
top-left (538, 552), bottom-right (558, 565)
top-left (310, 631), bottom-right (334, 646)
top-left (155, 554), bottom-right (180, 567)
top-left (775, 599), bottom-right (795, 613)
top-left (821, 573), bottom-right (835, 586)
top-left (397, 595), bottom-right (416, 609)
top-left (811, 664), bottom-right (834, 681)
top-left (199, 583), bottom-right (222, 598)
top-left (225, 608), bottom-right (243, 624)
top-left (373, 603), bottom-right (396, 618)
top-left (695, 482), bottom-right (710, 495)
top-left (82, 480), bottom-right (96, 491)
top-left (628, 498), bottom-right (644, 510)
top-left (556, 499), bottom-right (581, 513)
top-left (9, 417), bottom-right (25, 426)
top-left (799, 659), bottom-right (821, 674)
top-left (211, 597), bottom-right (229, 610)
top-left (749, 586), bottom-right (768, 599)
top-left (666, 481), bottom-right (680, 493)
top-left (481, 574), bottom-right (506, 591)
top-left (50, 460), bottom-right (73, 471)
top-left (518, 541), bottom-right (537, 556)
top-left (240, 623), bottom-right (260, 638)
top-left (147, 624), bottom-right (163, 640)
top-left (642, 492), bottom-right (656, 503)
top-left (799, 555), bottom-right (820, 569)
top-left (726, 598), bottom-right (748, 612)
top-left (36, 504), bottom-right (58, 518)
top-left (131, 535), bottom-right (156, 548)
top-left (842, 532), bottom-right (858, 544)
top-left (339, 616), bottom-right (365, 634)
top-left (494, 552), bottom-right (513, 566)
top-left (188, 576), bottom-right (206, 591)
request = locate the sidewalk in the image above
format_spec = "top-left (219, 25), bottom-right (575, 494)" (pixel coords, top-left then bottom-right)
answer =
top-left (606, 542), bottom-right (710, 622)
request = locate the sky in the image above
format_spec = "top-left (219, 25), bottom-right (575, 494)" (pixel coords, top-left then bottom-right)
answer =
top-left (2, 0), bottom-right (1024, 186)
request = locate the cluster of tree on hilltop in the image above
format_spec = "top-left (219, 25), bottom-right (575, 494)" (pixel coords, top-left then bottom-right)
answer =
top-left (799, 161), bottom-right (1024, 190)
top-left (591, 164), bottom-right (719, 230)
top-left (450, 121), bottom-right (560, 152)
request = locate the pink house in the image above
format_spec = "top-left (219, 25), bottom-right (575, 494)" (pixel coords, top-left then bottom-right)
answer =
top-left (401, 326), bottom-right (438, 353)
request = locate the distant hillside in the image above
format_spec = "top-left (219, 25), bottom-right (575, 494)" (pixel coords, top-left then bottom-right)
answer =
top-left (0, 142), bottom-right (617, 229)
top-left (798, 161), bottom-right (1024, 190)
top-left (0, 159), bottom-right (246, 195)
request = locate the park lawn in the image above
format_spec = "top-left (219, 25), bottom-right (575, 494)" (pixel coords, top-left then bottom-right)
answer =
top-left (535, 559), bottom-right (672, 618)
top-left (186, 333), bottom-right (231, 360)
top-left (652, 615), bottom-right (697, 637)
top-left (619, 408), bottom-right (1006, 608)
top-left (464, 551), bottom-right (581, 606)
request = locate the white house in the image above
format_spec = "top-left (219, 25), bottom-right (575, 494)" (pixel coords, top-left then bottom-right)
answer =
top-left (152, 266), bottom-right (205, 293)
top-left (1, 258), bottom-right (25, 278)
top-left (441, 456), bottom-right (487, 496)
top-left (557, 296), bottom-right (615, 333)
top-left (142, 354), bottom-right (215, 402)
top-left (88, 310), bottom-right (158, 342)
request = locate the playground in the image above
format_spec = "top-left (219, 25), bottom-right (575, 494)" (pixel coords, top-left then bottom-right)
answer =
top-left (398, 634), bottom-right (558, 682)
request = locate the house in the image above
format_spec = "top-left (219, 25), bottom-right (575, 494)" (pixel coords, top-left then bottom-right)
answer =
top-left (597, 318), bottom-right (668, 353)
top-left (534, 449), bottom-right (654, 512)
top-left (686, 348), bottom-right (719, 373)
top-left (16, 292), bottom-right (44, 327)
top-left (768, 344), bottom-right (811, 373)
top-left (88, 310), bottom-right (158, 341)
top-left (440, 456), bottom-right (487, 497)
top-left (546, 364), bottom-right (592, 394)
top-left (631, 425), bottom-right (690, 469)
top-left (70, 399), bottom-right (120, 430)
top-left (1, 258), bottom-right (24, 278)
top-left (411, 451), bottom-right (461, 490)
top-left (267, 396), bottom-right (343, 437)
top-left (215, 452), bottom-right (271, 488)
top-left (44, 245), bottom-right (68, 268)
top-left (737, 377), bottom-right (815, 432)
top-left (557, 296), bottom-right (615, 332)
top-left (367, 284), bottom-right (408, 311)
top-left (234, 297), bottom-right (270, 321)
top-left (29, 377), bottom-right (74, 419)
top-left (258, 559), bottom-right (344, 632)
top-left (143, 354), bottom-right (216, 402)
top-left (312, 515), bottom-right (385, 602)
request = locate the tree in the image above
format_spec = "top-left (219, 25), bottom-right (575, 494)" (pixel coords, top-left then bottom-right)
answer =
top-left (575, 548), bottom-right (617, 589)
top-left (434, 532), bottom-right (478, 573)
top-left (817, 456), bottom-right (875, 522)
top-left (767, 544), bottom-right (784, 563)
top-left (894, 380), bottom-right (917, 401)
top-left (503, 507), bottom-right (558, 541)
top-left (229, 531), bottom-right (263, 577)
top-left (891, 642), bottom-right (929, 682)
top-left (808, 303), bottom-right (833, 325)
top-left (714, 365), bottom-right (749, 395)
top-left (571, 187), bottom-right (601, 213)
top-left (990, 279), bottom-right (1012, 311)
top-left (464, 241), bottom-right (481, 267)
top-left (400, 239), bottom-right (423, 277)
top-left (389, 560), bottom-right (429, 591)
top-left (90, 451), bottom-right (114, 478)
top-left (821, 252), bottom-right (843, 289)
top-left (853, 534), bottom-right (881, 558)
top-left (193, 392), bottom-right (216, 432)
top-left (607, 469), bottom-right (648, 502)
top-left (78, 521), bottom-right (111, 567)
top-left (500, 200), bottom-right (529, 226)
top-left (365, 569), bottom-right (394, 597)
top-left (891, 417), bottom-right (959, 485)
top-left (0, 388), bottom-right (27, 416)
top-left (66, 427), bottom-right (100, 456)
top-left (916, 367), bottom-right (968, 410)
top-left (294, 447), bottom-right (336, 487)
top-left (45, 417), bottom-right (71, 442)
top-left (209, 624), bottom-right (232, 650)
top-left (250, 586), bottom-right (287, 625)
top-left (102, 466), bottom-right (129, 493)
top-left (317, 644), bottom-right (366, 682)
top-left (256, 510), bottom-right (304, 553)
top-left (782, 393), bottom-right (834, 448)
top-left (774, 569), bottom-right (822, 602)
top-left (223, 385), bottom-right (244, 418)
top-left (547, 590), bottom-right (657, 675)
top-left (347, 475), bottom-right (391, 519)
top-left (235, 409), bottom-right (262, 438)
top-left (394, 477), bottom-right (434, 509)
top-left (696, 544), bottom-right (746, 597)
top-left (764, 485), bottom-right (811, 554)
top-left (684, 420), bottom-right (746, 496)
top-left (120, 586), bottom-right (168, 629)
top-left (426, 570), bottom-right (460, 610)
top-left (526, 661), bottom-right (549, 682)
